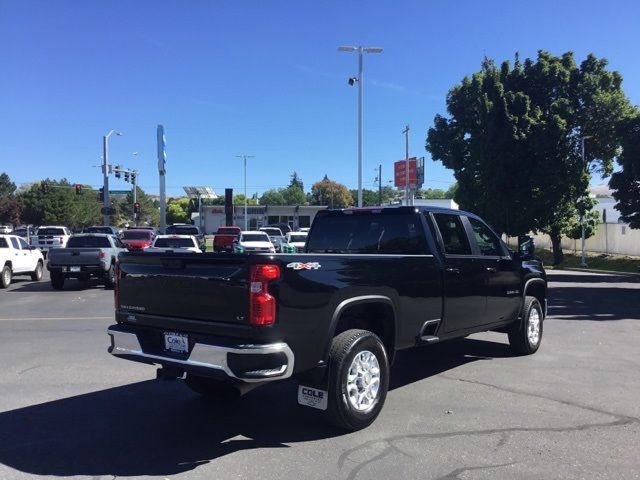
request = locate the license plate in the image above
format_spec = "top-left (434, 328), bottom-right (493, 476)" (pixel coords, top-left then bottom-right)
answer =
top-left (164, 332), bottom-right (189, 353)
top-left (297, 385), bottom-right (328, 410)
top-left (69, 266), bottom-right (81, 272)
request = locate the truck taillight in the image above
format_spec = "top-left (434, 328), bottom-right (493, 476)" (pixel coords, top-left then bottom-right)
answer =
top-left (249, 264), bottom-right (280, 326)
top-left (99, 250), bottom-right (105, 259)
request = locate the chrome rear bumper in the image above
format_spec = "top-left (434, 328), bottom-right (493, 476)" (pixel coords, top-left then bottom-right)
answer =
top-left (108, 326), bottom-right (294, 383)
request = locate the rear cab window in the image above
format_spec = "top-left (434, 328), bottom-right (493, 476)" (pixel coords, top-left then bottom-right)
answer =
top-left (306, 211), bottom-right (427, 254)
top-left (431, 213), bottom-right (472, 256)
top-left (67, 236), bottom-right (112, 248)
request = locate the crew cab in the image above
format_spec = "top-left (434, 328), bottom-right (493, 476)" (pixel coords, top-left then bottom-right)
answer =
top-left (47, 234), bottom-right (127, 289)
top-left (0, 234), bottom-right (44, 288)
top-left (30, 226), bottom-right (71, 258)
top-left (213, 226), bottom-right (241, 252)
top-left (120, 229), bottom-right (154, 251)
top-left (146, 235), bottom-right (203, 253)
top-left (108, 207), bottom-right (547, 430)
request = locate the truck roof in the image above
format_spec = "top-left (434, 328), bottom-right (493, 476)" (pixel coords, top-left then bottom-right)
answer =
top-left (318, 206), bottom-right (470, 216)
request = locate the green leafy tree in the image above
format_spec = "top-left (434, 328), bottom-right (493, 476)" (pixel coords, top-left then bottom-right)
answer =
top-left (0, 197), bottom-right (22, 225)
top-left (0, 173), bottom-right (17, 198)
top-left (19, 179), bottom-right (101, 228)
top-left (259, 189), bottom-right (286, 205)
top-left (416, 188), bottom-right (447, 199)
top-left (610, 111), bottom-right (640, 228)
top-left (289, 172), bottom-right (304, 191)
top-left (166, 197), bottom-right (191, 224)
top-left (348, 188), bottom-right (379, 206)
top-left (427, 51), bottom-right (633, 264)
top-left (282, 186), bottom-right (306, 205)
top-left (234, 194), bottom-right (258, 206)
top-left (445, 183), bottom-right (458, 199)
top-left (310, 175), bottom-right (353, 208)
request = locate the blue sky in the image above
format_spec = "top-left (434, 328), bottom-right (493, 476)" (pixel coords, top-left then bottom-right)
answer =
top-left (1, 0), bottom-right (639, 197)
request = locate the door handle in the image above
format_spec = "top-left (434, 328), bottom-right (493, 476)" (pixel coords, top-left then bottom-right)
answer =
top-left (486, 267), bottom-right (497, 273)
top-left (445, 267), bottom-right (460, 274)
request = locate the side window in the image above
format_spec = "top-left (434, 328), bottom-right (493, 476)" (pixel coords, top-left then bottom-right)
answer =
top-left (0, 238), bottom-right (9, 248)
top-left (433, 214), bottom-right (472, 255)
top-left (10, 237), bottom-right (20, 250)
top-left (468, 217), bottom-right (503, 256)
top-left (18, 238), bottom-right (29, 250)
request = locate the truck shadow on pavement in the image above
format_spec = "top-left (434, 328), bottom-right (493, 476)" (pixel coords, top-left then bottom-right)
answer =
top-left (8, 280), bottom-right (109, 292)
top-left (0, 338), bottom-right (506, 478)
top-left (548, 273), bottom-right (640, 321)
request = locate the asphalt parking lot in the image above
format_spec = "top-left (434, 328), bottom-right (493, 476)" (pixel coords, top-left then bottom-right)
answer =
top-left (0, 268), bottom-right (638, 480)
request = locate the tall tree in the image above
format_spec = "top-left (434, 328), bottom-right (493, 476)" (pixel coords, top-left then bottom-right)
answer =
top-left (0, 173), bottom-right (17, 198)
top-left (0, 197), bottom-right (22, 225)
top-left (310, 175), bottom-right (353, 208)
top-left (289, 171), bottom-right (304, 191)
top-left (427, 51), bottom-right (633, 264)
top-left (259, 189), bottom-right (286, 205)
top-left (610, 111), bottom-right (640, 228)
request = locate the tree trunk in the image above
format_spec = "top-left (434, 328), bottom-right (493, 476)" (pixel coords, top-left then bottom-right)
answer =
top-left (550, 230), bottom-right (564, 265)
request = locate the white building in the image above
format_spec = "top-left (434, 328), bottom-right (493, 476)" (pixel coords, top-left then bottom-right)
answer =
top-left (198, 205), bottom-right (328, 234)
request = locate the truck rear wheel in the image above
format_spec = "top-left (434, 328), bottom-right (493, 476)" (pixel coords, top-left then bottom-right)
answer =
top-left (1, 265), bottom-right (12, 288)
top-left (508, 296), bottom-right (543, 355)
top-left (326, 329), bottom-right (389, 431)
top-left (30, 261), bottom-right (43, 281)
top-left (50, 272), bottom-right (65, 290)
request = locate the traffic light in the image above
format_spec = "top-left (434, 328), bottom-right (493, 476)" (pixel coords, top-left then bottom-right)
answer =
top-left (98, 187), bottom-right (104, 202)
top-left (124, 171), bottom-right (130, 183)
top-left (41, 182), bottom-right (49, 194)
top-left (115, 166), bottom-right (121, 179)
top-left (130, 172), bottom-right (136, 184)
top-left (75, 184), bottom-right (82, 195)
top-left (133, 202), bottom-right (141, 214)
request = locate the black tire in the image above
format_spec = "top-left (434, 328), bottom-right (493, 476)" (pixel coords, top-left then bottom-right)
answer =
top-left (51, 272), bottom-right (65, 290)
top-left (508, 296), bottom-right (544, 355)
top-left (104, 263), bottom-right (116, 289)
top-left (184, 374), bottom-right (240, 402)
top-left (30, 261), bottom-right (43, 282)
top-left (1, 265), bottom-right (12, 288)
top-left (325, 329), bottom-right (389, 431)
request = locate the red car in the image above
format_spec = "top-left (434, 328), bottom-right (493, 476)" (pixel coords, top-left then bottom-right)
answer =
top-left (121, 229), bottom-right (154, 251)
top-left (213, 226), bottom-right (241, 252)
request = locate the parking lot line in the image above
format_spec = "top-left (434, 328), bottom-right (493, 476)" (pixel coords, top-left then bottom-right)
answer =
top-left (0, 316), bottom-right (113, 322)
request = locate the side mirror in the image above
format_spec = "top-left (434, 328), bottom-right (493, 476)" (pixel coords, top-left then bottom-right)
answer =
top-left (517, 236), bottom-right (535, 258)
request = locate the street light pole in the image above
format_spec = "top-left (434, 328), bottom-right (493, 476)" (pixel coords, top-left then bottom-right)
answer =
top-left (403, 125), bottom-right (410, 206)
top-left (236, 155), bottom-right (255, 230)
top-left (102, 130), bottom-right (122, 226)
top-left (339, 45), bottom-right (383, 208)
top-left (580, 135), bottom-right (592, 267)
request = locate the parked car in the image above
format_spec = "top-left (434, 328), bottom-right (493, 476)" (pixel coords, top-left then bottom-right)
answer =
top-left (13, 226), bottom-right (37, 239)
top-left (266, 223), bottom-right (292, 234)
top-left (0, 234), bottom-right (44, 288)
top-left (83, 226), bottom-right (120, 236)
top-left (213, 226), bottom-right (241, 252)
top-left (47, 234), bottom-right (127, 289)
top-left (165, 224), bottom-right (204, 245)
top-left (235, 230), bottom-right (275, 253)
top-left (297, 227), bottom-right (310, 233)
top-left (108, 206), bottom-right (547, 430)
top-left (146, 235), bottom-right (203, 253)
top-left (285, 231), bottom-right (308, 252)
top-left (1, 225), bottom-right (13, 234)
top-left (259, 227), bottom-right (286, 252)
top-left (120, 229), bottom-right (155, 251)
top-left (30, 226), bottom-right (72, 258)
top-left (129, 226), bottom-right (158, 236)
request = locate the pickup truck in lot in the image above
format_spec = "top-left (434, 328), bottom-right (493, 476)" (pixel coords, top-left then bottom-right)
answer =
top-left (0, 234), bottom-right (44, 288)
top-left (108, 206), bottom-right (547, 430)
top-left (30, 226), bottom-right (72, 258)
top-left (213, 226), bottom-right (241, 252)
top-left (47, 234), bottom-right (127, 289)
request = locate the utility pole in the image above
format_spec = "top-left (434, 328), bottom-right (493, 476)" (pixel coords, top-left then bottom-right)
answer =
top-left (132, 171), bottom-right (138, 227)
top-left (157, 125), bottom-right (167, 234)
top-left (580, 135), bottom-right (592, 267)
top-left (236, 154), bottom-right (255, 230)
top-left (338, 45), bottom-right (383, 208)
top-left (378, 164), bottom-right (382, 206)
top-left (403, 125), bottom-right (410, 206)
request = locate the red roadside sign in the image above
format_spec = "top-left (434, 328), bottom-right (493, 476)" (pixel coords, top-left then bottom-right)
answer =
top-left (394, 158), bottom-right (418, 187)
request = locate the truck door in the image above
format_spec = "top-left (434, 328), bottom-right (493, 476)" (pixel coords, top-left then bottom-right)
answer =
top-left (431, 213), bottom-right (487, 333)
top-left (9, 237), bottom-right (28, 272)
top-left (465, 216), bottom-right (521, 324)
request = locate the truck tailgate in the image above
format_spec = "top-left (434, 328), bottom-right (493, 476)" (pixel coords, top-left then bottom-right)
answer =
top-left (117, 253), bottom-right (249, 325)
top-left (48, 248), bottom-right (102, 266)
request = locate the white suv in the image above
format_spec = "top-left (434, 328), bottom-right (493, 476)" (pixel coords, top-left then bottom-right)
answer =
top-left (30, 226), bottom-right (71, 258)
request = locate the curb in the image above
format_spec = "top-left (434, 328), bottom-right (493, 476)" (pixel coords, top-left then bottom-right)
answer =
top-left (559, 267), bottom-right (640, 277)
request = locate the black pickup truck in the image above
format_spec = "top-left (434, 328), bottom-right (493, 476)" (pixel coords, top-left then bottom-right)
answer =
top-left (108, 206), bottom-right (547, 430)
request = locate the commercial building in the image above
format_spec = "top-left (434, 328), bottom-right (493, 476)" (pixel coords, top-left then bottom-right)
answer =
top-left (198, 205), bottom-right (328, 234)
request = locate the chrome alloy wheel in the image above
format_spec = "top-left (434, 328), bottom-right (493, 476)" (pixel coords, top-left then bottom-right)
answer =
top-left (2, 268), bottom-right (10, 286)
top-left (527, 308), bottom-right (541, 346)
top-left (346, 350), bottom-right (381, 413)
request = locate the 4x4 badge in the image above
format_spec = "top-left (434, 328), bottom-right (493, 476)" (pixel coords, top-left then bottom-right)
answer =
top-left (286, 262), bottom-right (321, 270)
